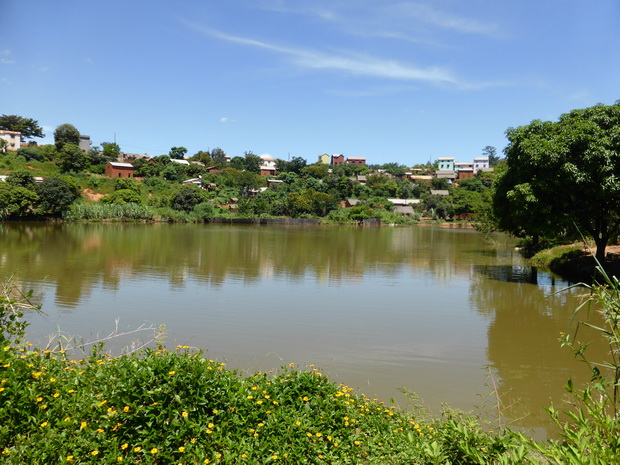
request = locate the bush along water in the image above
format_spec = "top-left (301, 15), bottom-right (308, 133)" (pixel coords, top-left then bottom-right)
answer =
top-left (1, 275), bottom-right (620, 464)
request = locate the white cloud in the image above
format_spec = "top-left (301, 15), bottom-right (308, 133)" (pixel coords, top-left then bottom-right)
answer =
top-left (0, 50), bottom-right (15, 64)
top-left (219, 116), bottom-right (236, 123)
top-left (255, 1), bottom-right (498, 38)
top-left (185, 23), bottom-right (479, 88)
top-left (392, 3), bottom-right (497, 35)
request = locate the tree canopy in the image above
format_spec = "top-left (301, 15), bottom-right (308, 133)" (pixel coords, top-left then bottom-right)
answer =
top-left (493, 102), bottom-right (620, 261)
top-left (54, 124), bottom-right (80, 151)
top-left (0, 114), bottom-right (44, 139)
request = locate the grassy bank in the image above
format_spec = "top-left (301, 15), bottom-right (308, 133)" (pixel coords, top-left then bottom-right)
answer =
top-left (2, 283), bottom-right (620, 464)
top-left (530, 243), bottom-right (620, 283)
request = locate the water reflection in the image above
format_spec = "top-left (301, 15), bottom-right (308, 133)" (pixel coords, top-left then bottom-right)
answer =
top-left (0, 223), bottom-right (512, 309)
top-left (474, 264), bottom-right (570, 289)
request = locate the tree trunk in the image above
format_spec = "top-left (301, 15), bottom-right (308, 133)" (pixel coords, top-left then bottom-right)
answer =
top-left (594, 235), bottom-right (608, 264)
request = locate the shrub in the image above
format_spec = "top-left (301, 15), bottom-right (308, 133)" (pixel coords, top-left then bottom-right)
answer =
top-left (171, 185), bottom-right (207, 212)
top-left (100, 189), bottom-right (142, 205)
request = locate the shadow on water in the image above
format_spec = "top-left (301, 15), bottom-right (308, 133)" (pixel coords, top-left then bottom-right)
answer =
top-left (474, 265), bottom-right (576, 289)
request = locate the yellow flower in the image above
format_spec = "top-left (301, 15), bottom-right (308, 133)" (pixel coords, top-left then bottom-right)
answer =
top-left (36, 397), bottom-right (43, 402)
top-left (66, 455), bottom-right (74, 461)
top-left (121, 443), bottom-right (128, 450)
top-left (181, 411), bottom-right (189, 418)
top-left (64, 416), bottom-right (71, 422)
top-left (80, 421), bottom-right (87, 430)
top-left (190, 438), bottom-right (197, 444)
top-left (208, 422), bottom-right (215, 428)
top-left (241, 453), bottom-right (247, 458)
top-left (151, 448), bottom-right (158, 454)
top-left (117, 457), bottom-right (124, 462)
top-left (53, 392), bottom-right (60, 398)
top-left (134, 446), bottom-right (142, 453)
top-left (206, 429), bottom-right (213, 434)
top-left (40, 422), bottom-right (48, 427)
top-left (169, 371), bottom-right (176, 375)
top-left (123, 406), bottom-right (130, 412)
top-left (0, 388), bottom-right (4, 393)
top-left (91, 450), bottom-right (99, 456)
top-left (97, 428), bottom-right (104, 434)
top-left (178, 446), bottom-right (185, 453)
top-left (354, 441), bottom-right (361, 446)
top-left (272, 455), bottom-right (278, 460)
top-left (204, 459), bottom-right (210, 464)
top-left (49, 378), bottom-right (56, 382)
top-left (295, 420), bottom-right (301, 426)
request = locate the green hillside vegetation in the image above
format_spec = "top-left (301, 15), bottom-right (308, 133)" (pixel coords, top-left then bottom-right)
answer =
top-left (0, 144), bottom-right (496, 225)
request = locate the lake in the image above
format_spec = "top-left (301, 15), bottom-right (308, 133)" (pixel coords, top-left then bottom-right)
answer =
top-left (0, 222), bottom-right (604, 438)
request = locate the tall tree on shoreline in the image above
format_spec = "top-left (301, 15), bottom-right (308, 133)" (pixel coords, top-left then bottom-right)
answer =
top-left (493, 102), bottom-right (620, 262)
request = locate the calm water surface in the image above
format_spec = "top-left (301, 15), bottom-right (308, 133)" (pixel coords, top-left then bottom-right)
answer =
top-left (0, 223), bottom-right (605, 437)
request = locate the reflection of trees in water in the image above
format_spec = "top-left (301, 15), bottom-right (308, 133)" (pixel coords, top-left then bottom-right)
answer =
top-left (471, 268), bottom-right (605, 431)
top-left (1, 223), bottom-right (511, 309)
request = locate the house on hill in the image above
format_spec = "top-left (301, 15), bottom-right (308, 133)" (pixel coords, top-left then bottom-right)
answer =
top-left (0, 130), bottom-right (21, 152)
top-left (105, 162), bottom-right (135, 178)
top-left (346, 156), bottom-right (366, 166)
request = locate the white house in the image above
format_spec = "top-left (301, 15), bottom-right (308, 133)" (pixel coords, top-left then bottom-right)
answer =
top-left (0, 130), bottom-right (22, 152)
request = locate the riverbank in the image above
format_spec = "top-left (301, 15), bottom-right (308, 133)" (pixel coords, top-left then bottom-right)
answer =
top-left (530, 243), bottom-right (620, 283)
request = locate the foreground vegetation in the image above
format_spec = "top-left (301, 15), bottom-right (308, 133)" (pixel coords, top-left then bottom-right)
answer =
top-left (1, 271), bottom-right (620, 465)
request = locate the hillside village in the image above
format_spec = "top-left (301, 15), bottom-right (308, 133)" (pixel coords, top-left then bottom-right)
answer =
top-left (0, 120), bottom-right (498, 223)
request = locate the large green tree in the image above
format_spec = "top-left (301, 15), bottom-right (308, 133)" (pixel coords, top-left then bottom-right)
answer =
top-left (54, 123), bottom-right (80, 151)
top-left (493, 102), bottom-right (620, 262)
top-left (56, 143), bottom-right (88, 173)
top-left (34, 176), bottom-right (80, 215)
top-left (0, 114), bottom-right (44, 140)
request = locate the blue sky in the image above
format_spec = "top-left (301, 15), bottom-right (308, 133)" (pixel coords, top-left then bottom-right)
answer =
top-left (2, 1), bottom-right (618, 165)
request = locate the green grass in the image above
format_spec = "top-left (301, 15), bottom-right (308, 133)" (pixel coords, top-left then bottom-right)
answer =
top-left (529, 244), bottom-right (585, 268)
top-left (0, 343), bottom-right (529, 464)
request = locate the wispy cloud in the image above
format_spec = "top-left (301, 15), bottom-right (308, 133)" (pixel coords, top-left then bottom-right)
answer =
top-left (0, 50), bottom-right (15, 65)
top-left (185, 23), bottom-right (482, 88)
top-left (392, 3), bottom-right (497, 35)
top-left (219, 116), bottom-right (235, 123)
top-left (30, 64), bottom-right (50, 72)
top-left (255, 1), bottom-right (498, 39)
